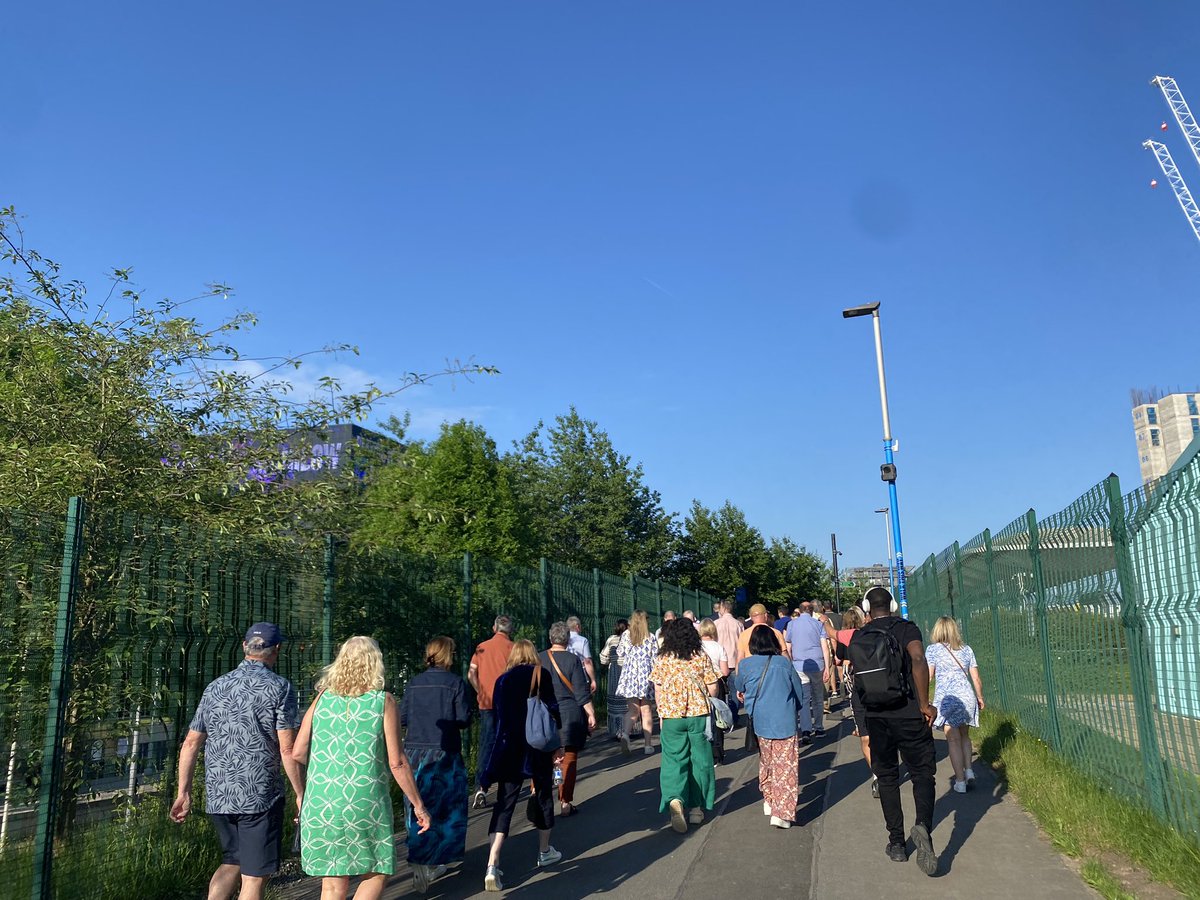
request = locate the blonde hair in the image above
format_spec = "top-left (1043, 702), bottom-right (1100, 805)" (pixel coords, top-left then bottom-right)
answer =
top-left (506, 639), bottom-right (539, 670)
top-left (316, 636), bottom-right (385, 696)
top-left (931, 616), bottom-right (964, 650)
top-left (627, 610), bottom-right (649, 646)
top-left (425, 636), bottom-right (455, 669)
top-left (698, 617), bottom-right (718, 641)
top-left (842, 607), bottom-right (865, 630)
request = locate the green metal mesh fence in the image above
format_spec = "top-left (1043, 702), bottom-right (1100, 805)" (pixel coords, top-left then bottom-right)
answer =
top-left (908, 464), bottom-right (1200, 847)
top-left (0, 499), bottom-right (719, 898)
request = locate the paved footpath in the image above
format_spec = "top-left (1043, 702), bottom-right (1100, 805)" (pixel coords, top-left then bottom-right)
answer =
top-left (277, 706), bottom-right (1093, 900)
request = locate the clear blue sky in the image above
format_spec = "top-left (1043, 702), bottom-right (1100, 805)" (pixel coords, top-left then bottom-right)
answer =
top-left (7, 2), bottom-right (1200, 569)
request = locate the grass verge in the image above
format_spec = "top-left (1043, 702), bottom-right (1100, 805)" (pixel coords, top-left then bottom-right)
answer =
top-left (977, 708), bottom-right (1200, 899)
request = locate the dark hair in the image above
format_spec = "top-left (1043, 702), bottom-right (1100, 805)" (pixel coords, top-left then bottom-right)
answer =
top-left (749, 624), bottom-right (782, 657)
top-left (777, 605), bottom-right (788, 617)
top-left (658, 618), bottom-right (702, 660)
top-left (613, 618), bottom-right (629, 637)
top-left (865, 586), bottom-right (894, 614)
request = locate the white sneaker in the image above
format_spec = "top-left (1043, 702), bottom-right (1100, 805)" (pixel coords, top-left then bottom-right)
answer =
top-left (537, 845), bottom-right (563, 867)
top-left (965, 767), bottom-right (976, 785)
top-left (620, 733), bottom-right (632, 755)
top-left (769, 815), bottom-right (792, 829)
top-left (412, 864), bottom-right (431, 894)
top-left (484, 866), bottom-right (504, 892)
top-left (644, 743), bottom-right (655, 755)
top-left (953, 780), bottom-right (967, 794)
top-left (688, 808), bottom-right (704, 824)
top-left (668, 798), bottom-right (688, 833)
top-left (763, 801), bottom-right (772, 816)
top-left (472, 788), bottom-right (488, 809)
top-left (431, 865), bottom-right (447, 881)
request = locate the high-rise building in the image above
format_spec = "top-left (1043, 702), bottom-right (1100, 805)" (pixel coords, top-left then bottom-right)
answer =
top-left (1131, 388), bottom-right (1200, 485)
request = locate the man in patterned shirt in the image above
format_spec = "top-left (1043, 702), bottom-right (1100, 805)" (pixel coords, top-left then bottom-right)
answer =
top-left (170, 622), bottom-right (304, 900)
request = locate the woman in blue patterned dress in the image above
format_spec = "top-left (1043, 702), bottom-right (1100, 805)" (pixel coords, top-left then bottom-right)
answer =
top-left (400, 636), bottom-right (471, 893)
top-left (926, 616), bottom-right (986, 794)
top-left (616, 609), bottom-right (658, 755)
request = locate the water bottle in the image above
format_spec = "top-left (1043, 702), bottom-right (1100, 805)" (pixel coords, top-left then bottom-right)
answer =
top-left (553, 764), bottom-right (563, 786)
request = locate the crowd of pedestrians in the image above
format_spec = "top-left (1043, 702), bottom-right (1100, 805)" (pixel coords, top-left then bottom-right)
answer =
top-left (172, 588), bottom-right (987, 896)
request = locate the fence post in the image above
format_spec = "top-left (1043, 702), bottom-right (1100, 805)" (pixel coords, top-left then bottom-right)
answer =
top-left (592, 567), bottom-right (602, 636)
top-left (1026, 508), bottom-right (1063, 752)
top-left (628, 574), bottom-right (637, 616)
top-left (31, 497), bottom-right (86, 900)
top-left (952, 540), bottom-right (965, 637)
top-left (322, 533), bottom-right (335, 666)
top-left (539, 558), bottom-right (550, 631)
top-left (982, 529), bottom-right (1009, 711)
top-left (655, 579), bottom-right (663, 619)
top-left (462, 552), bottom-right (474, 768)
top-left (1104, 474), bottom-right (1168, 819)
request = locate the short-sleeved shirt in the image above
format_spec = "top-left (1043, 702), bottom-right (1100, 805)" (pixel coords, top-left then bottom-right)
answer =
top-left (786, 615), bottom-right (828, 674)
top-left (567, 631), bottom-right (592, 662)
top-left (714, 614), bottom-right (744, 669)
top-left (471, 633), bottom-right (514, 710)
top-left (189, 659), bottom-right (299, 815)
top-left (649, 653), bottom-right (719, 719)
top-left (736, 622), bottom-right (787, 666)
top-left (700, 638), bottom-right (728, 674)
top-left (853, 616), bottom-right (924, 719)
top-left (773, 616), bottom-right (790, 633)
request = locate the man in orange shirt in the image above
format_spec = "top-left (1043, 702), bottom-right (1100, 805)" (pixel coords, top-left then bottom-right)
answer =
top-left (735, 603), bottom-right (788, 670)
top-left (468, 615), bottom-right (514, 809)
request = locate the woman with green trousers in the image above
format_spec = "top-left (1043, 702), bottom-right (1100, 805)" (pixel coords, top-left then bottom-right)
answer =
top-left (649, 618), bottom-right (720, 833)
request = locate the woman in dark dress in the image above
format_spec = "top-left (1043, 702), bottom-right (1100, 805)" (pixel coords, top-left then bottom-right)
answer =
top-left (480, 640), bottom-right (563, 892)
top-left (599, 619), bottom-right (629, 738)
top-left (540, 621), bottom-right (597, 817)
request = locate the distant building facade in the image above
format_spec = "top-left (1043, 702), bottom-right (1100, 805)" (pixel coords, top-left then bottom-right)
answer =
top-left (1132, 389), bottom-right (1200, 485)
top-left (844, 563), bottom-right (912, 588)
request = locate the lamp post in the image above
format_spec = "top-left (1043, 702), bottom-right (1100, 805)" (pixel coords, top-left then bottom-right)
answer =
top-left (843, 301), bottom-right (909, 618)
top-left (830, 533), bottom-right (843, 611)
top-left (874, 507), bottom-right (895, 595)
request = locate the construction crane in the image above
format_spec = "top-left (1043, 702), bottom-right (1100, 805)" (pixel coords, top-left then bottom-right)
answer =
top-left (1152, 76), bottom-right (1200, 170)
top-left (1144, 139), bottom-right (1200, 245)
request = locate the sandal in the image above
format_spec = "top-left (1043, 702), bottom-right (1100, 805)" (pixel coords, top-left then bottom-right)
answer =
top-left (560, 802), bottom-right (576, 817)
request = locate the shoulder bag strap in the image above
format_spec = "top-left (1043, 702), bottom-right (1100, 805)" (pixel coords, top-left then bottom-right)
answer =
top-left (547, 650), bottom-right (573, 691)
top-left (944, 643), bottom-right (971, 678)
top-left (751, 656), bottom-right (772, 705)
top-left (529, 664), bottom-right (541, 699)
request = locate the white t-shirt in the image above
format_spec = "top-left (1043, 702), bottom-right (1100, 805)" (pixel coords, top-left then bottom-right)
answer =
top-left (701, 639), bottom-right (728, 673)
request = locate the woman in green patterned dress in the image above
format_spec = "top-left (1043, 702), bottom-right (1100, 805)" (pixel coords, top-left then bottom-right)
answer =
top-left (291, 636), bottom-right (432, 899)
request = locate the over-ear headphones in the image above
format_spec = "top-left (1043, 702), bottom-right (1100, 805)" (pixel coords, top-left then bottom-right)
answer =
top-left (861, 588), bottom-right (899, 615)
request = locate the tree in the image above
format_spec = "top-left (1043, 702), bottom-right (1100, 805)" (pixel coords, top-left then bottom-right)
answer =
top-left (356, 419), bottom-right (538, 563)
top-left (508, 407), bottom-right (676, 576)
top-left (761, 536), bottom-right (834, 608)
top-left (671, 500), bottom-right (770, 602)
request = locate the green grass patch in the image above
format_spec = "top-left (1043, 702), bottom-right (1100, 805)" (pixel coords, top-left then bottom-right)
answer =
top-left (1080, 860), bottom-right (1136, 900)
top-left (978, 708), bottom-right (1200, 898)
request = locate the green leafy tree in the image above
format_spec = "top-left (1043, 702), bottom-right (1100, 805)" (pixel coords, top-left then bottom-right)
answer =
top-left (671, 500), bottom-right (770, 603)
top-left (356, 419), bottom-right (538, 563)
top-left (509, 407), bottom-right (676, 576)
top-left (761, 536), bottom-right (834, 607)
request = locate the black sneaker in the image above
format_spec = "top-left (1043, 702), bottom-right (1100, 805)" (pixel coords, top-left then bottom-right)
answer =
top-left (814, 728), bottom-right (826, 738)
top-left (910, 824), bottom-right (938, 876)
top-left (886, 842), bottom-right (908, 862)
top-left (472, 788), bottom-right (487, 809)
top-left (800, 733), bottom-right (813, 746)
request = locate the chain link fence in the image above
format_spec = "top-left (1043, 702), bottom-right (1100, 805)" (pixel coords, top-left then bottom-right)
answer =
top-left (908, 453), bottom-right (1200, 847)
top-left (0, 499), bottom-right (718, 899)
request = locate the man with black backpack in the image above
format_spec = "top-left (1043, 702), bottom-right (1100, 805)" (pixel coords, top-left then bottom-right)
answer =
top-left (847, 587), bottom-right (939, 876)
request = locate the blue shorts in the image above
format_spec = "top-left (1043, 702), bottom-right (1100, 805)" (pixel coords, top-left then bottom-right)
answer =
top-left (209, 797), bottom-right (284, 877)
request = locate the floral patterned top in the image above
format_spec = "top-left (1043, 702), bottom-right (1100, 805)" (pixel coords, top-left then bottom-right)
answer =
top-left (649, 653), bottom-right (719, 719)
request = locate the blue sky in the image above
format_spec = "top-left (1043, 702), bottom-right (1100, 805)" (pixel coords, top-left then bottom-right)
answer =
top-left (6, 2), bottom-right (1200, 569)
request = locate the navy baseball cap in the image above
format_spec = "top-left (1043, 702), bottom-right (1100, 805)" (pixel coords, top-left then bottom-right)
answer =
top-left (244, 622), bottom-right (284, 648)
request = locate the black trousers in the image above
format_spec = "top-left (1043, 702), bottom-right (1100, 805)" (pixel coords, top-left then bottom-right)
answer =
top-left (866, 715), bottom-right (936, 844)
top-left (487, 772), bottom-right (555, 836)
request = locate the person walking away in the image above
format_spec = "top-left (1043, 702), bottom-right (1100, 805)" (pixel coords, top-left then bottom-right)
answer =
top-left (649, 619), bottom-right (720, 833)
top-left (565, 616), bottom-right (598, 695)
top-left (541, 622), bottom-right (597, 816)
top-left (698, 618), bottom-right (731, 763)
top-left (786, 604), bottom-right (830, 742)
top-left (481, 640), bottom-right (563, 891)
top-left (714, 601), bottom-right (744, 672)
top-left (773, 606), bottom-right (791, 633)
top-left (655, 609), bottom-right (677, 644)
top-left (599, 619), bottom-right (629, 738)
top-left (735, 604), bottom-right (788, 671)
top-left (400, 637), bottom-right (470, 893)
top-left (170, 622), bottom-right (305, 900)
top-left (616, 610), bottom-right (659, 755)
top-left (813, 601), bottom-right (839, 704)
top-left (834, 607), bottom-right (877, 797)
top-left (292, 636), bottom-right (432, 900)
top-left (734, 626), bottom-right (808, 829)
top-left (926, 616), bottom-right (986, 793)
top-left (848, 587), bottom-right (939, 876)
top-left (469, 615), bottom-right (514, 809)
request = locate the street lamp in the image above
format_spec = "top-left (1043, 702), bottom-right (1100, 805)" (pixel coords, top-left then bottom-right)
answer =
top-left (874, 507), bottom-right (895, 595)
top-left (843, 301), bottom-right (910, 618)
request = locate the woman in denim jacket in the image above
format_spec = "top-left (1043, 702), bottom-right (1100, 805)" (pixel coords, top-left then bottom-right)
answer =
top-left (734, 625), bottom-right (809, 829)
